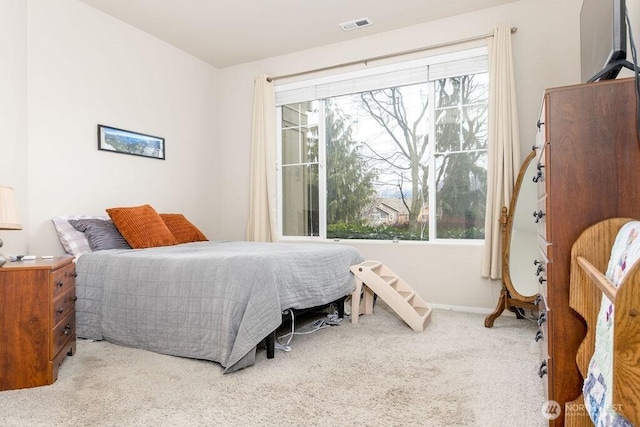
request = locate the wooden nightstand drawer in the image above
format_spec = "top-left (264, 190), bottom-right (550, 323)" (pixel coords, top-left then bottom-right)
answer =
top-left (52, 288), bottom-right (76, 326)
top-left (51, 311), bottom-right (75, 359)
top-left (52, 262), bottom-right (76, 299)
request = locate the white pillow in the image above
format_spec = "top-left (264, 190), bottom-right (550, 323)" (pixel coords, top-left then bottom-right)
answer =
top-left (52, 215), bottom-right (109, 256)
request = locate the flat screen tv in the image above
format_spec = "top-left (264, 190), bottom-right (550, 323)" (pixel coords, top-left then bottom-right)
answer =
top-left (580, 0), bottom-right (631, 82)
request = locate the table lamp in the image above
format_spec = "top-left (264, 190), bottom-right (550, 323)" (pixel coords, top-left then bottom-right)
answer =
top-left (0, 186), bottom-right (22, 267)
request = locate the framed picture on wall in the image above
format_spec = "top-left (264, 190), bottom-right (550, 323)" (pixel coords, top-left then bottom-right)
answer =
top-left (97, 124), bottom-right (165, 160)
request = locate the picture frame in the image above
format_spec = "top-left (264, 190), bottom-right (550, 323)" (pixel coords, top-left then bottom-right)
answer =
top-left (97, 124), bottom-right (165, 160)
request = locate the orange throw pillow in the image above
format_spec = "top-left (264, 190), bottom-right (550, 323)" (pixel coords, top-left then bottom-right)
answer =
top-left (160, 213), bottom-right (208, 244)
top-left (106, 204), bottom-right (177, 249)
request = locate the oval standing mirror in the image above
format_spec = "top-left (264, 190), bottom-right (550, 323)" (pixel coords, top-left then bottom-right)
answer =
top-left (485, 149), bottom-right (540, 327)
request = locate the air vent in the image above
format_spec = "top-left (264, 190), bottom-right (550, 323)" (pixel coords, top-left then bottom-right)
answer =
top-left (339, 17), bottom-right (372, 32)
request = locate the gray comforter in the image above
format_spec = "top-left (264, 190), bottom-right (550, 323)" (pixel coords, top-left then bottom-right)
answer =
top-left (75, 241), bottom-right (363, 372)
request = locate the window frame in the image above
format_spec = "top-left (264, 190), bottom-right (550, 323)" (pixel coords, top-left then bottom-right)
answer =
top-left (275, 46), bottom-right (489, 244)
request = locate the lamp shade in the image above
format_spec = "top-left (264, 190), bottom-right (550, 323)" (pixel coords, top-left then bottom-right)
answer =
top-left (0, 186), bottom-right (22, 230)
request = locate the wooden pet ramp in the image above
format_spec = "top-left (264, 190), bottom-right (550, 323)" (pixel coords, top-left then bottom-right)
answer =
top-left (350, 260), bottom-right (432, 331)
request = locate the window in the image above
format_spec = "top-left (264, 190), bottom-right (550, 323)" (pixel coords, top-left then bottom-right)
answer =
top-left (276, 47), bottom-right (488, 241)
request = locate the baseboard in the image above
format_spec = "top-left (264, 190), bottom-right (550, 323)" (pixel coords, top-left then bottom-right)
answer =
top-left (429, 303), bottom-right (517, 316)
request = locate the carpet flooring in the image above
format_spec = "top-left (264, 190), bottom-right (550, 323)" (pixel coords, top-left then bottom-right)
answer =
top-left (0, 302), bottom-right (546, 426)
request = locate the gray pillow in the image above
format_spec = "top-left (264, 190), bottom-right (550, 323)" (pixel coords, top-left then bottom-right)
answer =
top-left (69, 218), bottom-right (131, 251)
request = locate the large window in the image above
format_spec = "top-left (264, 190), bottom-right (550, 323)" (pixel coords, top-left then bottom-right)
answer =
top-left (276, 47), bottom-right (489, 241)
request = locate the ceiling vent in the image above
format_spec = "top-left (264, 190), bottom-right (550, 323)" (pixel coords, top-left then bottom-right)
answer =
top-left (339, 17), bottom-right (372, 32)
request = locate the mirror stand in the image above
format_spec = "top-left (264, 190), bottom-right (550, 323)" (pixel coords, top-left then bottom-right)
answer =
top-left (484, 206), bottom-right (539, 327)
top-left (484, 150), bottom-right (540, 328)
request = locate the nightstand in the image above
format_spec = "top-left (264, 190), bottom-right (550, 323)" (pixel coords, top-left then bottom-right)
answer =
top-left (0, 256), bottom-right (76, 390)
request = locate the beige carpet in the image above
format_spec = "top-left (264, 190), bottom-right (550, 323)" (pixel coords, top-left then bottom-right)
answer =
top-left (0, 303), bottom-right (546, 426)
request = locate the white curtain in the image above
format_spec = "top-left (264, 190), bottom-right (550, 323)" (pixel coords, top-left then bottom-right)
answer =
top-left (481, 24), bottom-right (521, 279)
top-left (245, 75), bottom-right (278, 242)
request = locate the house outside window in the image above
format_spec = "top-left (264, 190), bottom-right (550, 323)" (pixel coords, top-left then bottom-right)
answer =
top-left (276, 47), bottom-right (489, 242)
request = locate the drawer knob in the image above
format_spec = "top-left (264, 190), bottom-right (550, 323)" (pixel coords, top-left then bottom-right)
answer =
top-left (72, 296), bottom-right (78, 302)
top-left (535, 264), bottom-right (544, 276)
top-left (538, 361), bottom-right (548, 378)
top-left (539, 276), bottom-right (547, 285)
top-left (538, 311), bottom-right (547, 326)
top-left (56, 281), bottom-right (64, 287)
top-left (535, 330), bottom-right (543, 342)
top-left (533, 210), bottom-right (545, 223)
top-left (532, 170), bottom-right (542, 183)
top-left (534, 294), bottom-right (542, 305)
top-left (62, 324), bottom-right (72, 336)
top-left (56, 307), bottom-right (64, 314)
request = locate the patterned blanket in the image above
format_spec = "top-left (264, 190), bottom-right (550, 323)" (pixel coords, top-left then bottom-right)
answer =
top-left (583, 221), bottom-right (640, 426)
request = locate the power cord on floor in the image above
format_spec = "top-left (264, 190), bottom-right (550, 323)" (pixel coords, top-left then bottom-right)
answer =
top-left (514, 306), bottom-right (540, 322)
top-left (276, 310), bottom-right (343, 353)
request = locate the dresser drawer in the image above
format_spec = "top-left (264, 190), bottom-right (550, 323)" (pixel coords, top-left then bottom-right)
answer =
top-left (535, 252), bottom-right (549, 298)
top-left (51, 311), bottom-right (75, 359)
top-left (537, 233), bottom-right (550, 260)
top-left (51, 263), bottom-right (76, 299)
top-left (534, 157), bottom-right (546, 198)
top-left (537, 294), bottom-right (549, 342)
top-left (52, 288), bottom-right (76, 326)
top-left (537, 295), bottom-right (550, 399)
top-left (535, 195), bottom-right (547, 239)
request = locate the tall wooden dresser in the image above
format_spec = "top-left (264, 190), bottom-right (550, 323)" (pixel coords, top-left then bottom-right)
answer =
top-left (534, 78), bottom-right (640, 426)
top-left (0, 256), bottom-right (76, 390)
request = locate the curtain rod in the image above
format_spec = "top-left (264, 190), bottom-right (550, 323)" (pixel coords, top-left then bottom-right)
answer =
top-left (266, 27), bottom-right (517, 83)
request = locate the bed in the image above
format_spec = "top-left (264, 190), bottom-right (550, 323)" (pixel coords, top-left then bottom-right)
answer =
top-left (565, 218), bottom-right (640, 426)
top-left (52, 210), bottom-right (363, 373)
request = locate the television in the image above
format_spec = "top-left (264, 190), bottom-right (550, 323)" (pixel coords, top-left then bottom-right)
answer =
top-left (580, 0), bottom-right (632, 82)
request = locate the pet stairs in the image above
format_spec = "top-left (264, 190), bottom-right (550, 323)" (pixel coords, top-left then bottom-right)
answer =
top-left (350, 260), bottom-right (432, 332)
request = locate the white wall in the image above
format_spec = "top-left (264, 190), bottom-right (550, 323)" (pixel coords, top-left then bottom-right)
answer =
top-left (25, 0), bottom-right (219, 255)
top-left (0, 0), bottom-right (28, 255)
top-left (1, 0), bottom-right (589, 310)
top-left (215, 0), bottom-right (584, 309)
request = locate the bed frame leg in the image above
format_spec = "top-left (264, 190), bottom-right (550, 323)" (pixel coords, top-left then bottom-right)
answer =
top-left (337, 296), bottom-right (345, 318)
top-left (266, 330), bottom-right (275, 359)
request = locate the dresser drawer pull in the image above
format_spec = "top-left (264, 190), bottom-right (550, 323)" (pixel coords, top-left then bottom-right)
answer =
top-left (533, 210), bottom-right (545, 223)
top-left (538, 311), bottom-right (547, 326)
top-left (535, 264), bottom-right (545, 276)
top-left (535, 330), bottom-right (543, 342)
top-left (537, 119), bottom-right (544, 129)
top-left (62, 324), bottom-right (72, 336)
top-left (539, 276), bottom-right (547, 285)
top-left (56, 307), bottom-right (64, 314)
top-left (65, 271), bottom-right (78, 278)
top-left (72, 296), bottom-right (78, 302)
top-left (56, 281), bottom-right (64, 287)
top-left (534, 294), bottom-right (542, 306)
top-left (533, 170), bottom-right (543, 183)
top-left (538, 361), bottom-right (548, 378)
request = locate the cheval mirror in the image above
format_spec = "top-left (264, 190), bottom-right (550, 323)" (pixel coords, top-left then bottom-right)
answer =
top-left (484, 149), bottom-right (540, 327)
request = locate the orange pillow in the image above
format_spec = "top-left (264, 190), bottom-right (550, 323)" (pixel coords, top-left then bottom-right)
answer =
top-left (160, 213), bottom-right (208, 244)
top-left (106, 204), bottom-right (177, 249)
